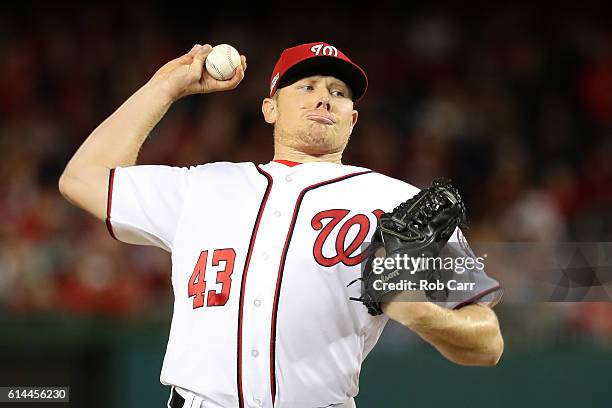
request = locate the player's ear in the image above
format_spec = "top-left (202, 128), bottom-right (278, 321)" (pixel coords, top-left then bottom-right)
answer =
top-left (262, 97), bottom-right (278, 124)
top-left (349, 109), bottom-right (358, 133)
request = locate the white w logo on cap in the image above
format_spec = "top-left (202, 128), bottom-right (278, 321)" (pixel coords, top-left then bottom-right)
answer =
top-left (310, 44), bottom-right (338, 57)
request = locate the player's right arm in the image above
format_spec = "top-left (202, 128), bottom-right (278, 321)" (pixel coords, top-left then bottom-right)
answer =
top-left (58, 44), bottom-right (247, 220)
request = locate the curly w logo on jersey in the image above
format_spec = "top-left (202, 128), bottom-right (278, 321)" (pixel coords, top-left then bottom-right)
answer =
top-left (311, 209), bottom-right (384, 267)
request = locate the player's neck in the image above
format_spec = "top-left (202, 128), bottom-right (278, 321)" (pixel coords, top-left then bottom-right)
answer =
top-left (273, 144), bottom-right (343, 164)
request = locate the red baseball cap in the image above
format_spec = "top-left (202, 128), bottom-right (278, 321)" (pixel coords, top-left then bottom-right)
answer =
top-left (269, 42), bottom-right (368, 102)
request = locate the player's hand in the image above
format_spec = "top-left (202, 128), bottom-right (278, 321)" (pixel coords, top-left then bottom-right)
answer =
top-left (151, 44), bottom-right (247, 102)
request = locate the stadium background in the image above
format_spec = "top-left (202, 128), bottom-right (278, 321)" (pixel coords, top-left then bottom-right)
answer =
top-left (1, 2), bottom-right (611, 407)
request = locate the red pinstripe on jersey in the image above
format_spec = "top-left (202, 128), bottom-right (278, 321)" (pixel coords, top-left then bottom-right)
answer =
top-left (267, 169), bottom-right (372, 404)
top-left (236, 165), bottom-right (273, 408)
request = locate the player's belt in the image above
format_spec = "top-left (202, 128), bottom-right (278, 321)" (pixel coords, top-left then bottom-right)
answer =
top-left (168, 387), bottom-right (185, 408)
top-left (167, 386), bottom-right (356, 407)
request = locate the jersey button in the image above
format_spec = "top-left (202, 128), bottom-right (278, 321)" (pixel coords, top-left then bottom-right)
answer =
top-left (254, 398), bottom-right (262, 406)
top-left (273, 210), bottom-right (281, 217)
top-left (254, 299), bottom-right (262, 307)
top-left (285, 175), bottom-right (293, 182)
top-left (262, 252), bottom-right (269, 260)
top-left (251, 349), bottom-right (259, 358)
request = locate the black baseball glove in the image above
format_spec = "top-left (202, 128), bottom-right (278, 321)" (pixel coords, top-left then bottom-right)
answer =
top-left (349, 178), bottom-right (467, 316)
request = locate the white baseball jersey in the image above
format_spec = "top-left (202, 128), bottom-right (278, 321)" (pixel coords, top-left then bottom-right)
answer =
top-left (106, 160), bottom-right (501, 408)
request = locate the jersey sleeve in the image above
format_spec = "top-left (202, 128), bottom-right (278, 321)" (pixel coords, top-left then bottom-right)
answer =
top-left (429, 228), bottom-right (503, 309)
top-left (369, 173), bottom-right (502, 309)
top-left (106, 165), bottom-right (191, 252)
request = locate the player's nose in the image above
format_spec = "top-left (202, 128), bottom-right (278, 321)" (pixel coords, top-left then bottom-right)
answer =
top-left (315, 97), bottom-right (331, 111)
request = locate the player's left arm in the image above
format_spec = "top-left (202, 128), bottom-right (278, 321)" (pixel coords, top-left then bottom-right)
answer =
top-left (382, 300), bottom-right (503, 366)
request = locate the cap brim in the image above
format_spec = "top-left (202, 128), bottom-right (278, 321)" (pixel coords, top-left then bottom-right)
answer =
top-left (276, 56), bottom-right (367, 102)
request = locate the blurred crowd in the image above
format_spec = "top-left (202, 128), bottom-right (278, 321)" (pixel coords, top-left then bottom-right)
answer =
top-left (1, 2), bottom-right (611, 342)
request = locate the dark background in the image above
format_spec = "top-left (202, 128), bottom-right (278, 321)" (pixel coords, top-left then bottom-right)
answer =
top-left (1, 1), bottom-right (611, 407)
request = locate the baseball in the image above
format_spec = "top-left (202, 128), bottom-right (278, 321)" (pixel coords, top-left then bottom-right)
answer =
top-left (205, 44), bottom-right (241, 81)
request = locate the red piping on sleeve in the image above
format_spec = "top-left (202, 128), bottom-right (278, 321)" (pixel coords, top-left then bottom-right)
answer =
top-left (105, 168), bottom-right (118, 240)
top-left (453, 285), bottom-right (502, 309)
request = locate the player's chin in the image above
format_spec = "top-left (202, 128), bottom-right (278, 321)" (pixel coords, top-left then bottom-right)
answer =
top-left (301, 130), bottom-right (338, 153)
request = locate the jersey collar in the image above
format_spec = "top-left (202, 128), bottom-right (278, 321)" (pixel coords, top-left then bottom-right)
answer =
top-left (272, 159), bottom-right (302, 167)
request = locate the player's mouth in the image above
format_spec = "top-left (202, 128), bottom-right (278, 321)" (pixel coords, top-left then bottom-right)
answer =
top-left (306, 113), bottom-right (335, 125)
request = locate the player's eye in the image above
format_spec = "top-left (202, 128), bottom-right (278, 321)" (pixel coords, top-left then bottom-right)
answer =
top-left (300, 85), bottom-right (314, 91)
top-left (331, 90), bottom-right (345, 97)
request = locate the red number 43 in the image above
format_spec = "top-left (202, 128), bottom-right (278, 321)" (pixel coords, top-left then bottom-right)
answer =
top-left (188, 248), bottom-right (236, 309)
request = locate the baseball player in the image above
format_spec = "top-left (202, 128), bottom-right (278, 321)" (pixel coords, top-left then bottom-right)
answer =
top-left (59, 42), bottom-right (503, 408)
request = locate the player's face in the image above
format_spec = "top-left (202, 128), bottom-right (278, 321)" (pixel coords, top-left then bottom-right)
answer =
top-left (262, 75), bottom-right (359, 155)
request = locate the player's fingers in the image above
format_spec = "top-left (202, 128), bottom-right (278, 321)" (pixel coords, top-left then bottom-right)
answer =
top-left (188, 44), bottom-right (213, 80)
top-left (240, 55), bottom-right (247, 71)
top-left (176, 44), bottom-right (202, 65)
top-left (188, 44), bottom-right (203, 57)
top-left (191, 44), bottom-right (213, 66)
top-left (206, 64), bottom-right (244, 92)
top-left (225, 64), bottom-right (245, 89)
top-left (156, 45), bottom-right (201, 74)
top-left (174, 44), bottom-right (205, 69)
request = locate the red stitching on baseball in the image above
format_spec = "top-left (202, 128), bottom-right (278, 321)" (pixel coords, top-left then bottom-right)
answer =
top-left (226, 45), bottom-right (236, 73)
top-left (209, 59), bottom-right (226, 80)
